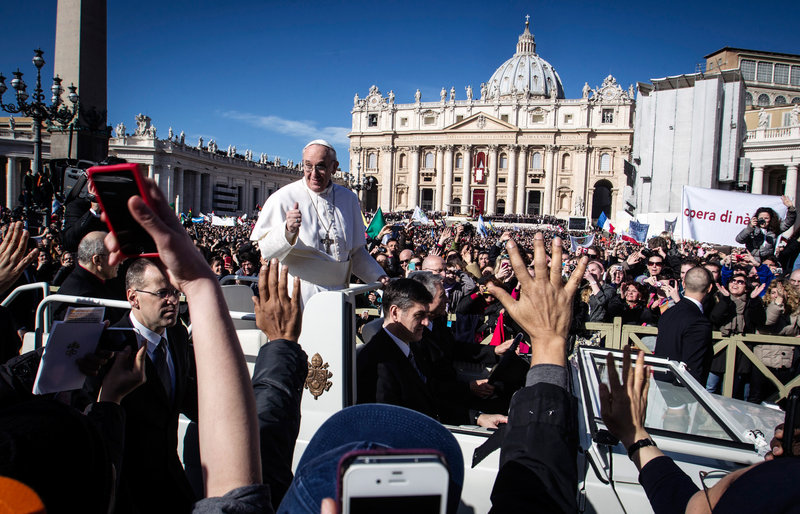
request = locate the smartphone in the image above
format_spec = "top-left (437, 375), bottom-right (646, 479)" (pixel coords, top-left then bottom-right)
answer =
top-left (88, 163), bottom-right (158, 258)
top-left (339, 451), bottom-right (449, 514)
top-left (223, 255), bottom-right (233, 267)
top-left (408, 261), bottom-right (416, 271)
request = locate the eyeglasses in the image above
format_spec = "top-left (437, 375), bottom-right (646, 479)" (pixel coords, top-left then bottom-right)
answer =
top-left (730, 279), bottom-right (747, 285)
top-left (135, 289), bottom-right (180, 299)
top-left (303, 162), bottom-right (329, 173)
top-left (647, 261), bottom-right (663, 266)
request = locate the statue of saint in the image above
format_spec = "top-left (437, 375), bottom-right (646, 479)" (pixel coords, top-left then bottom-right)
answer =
top-left (414, 89), bottom-right (421, 102)
top-left (466, 85), bottom-right (473, 101)
top-left (582, 82), bottom-right (591, 99)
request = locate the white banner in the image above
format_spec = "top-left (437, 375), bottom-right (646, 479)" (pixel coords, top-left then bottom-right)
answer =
top-left (681, 186), bottom-right (787, 245)
top-left (211, 216), bottom-right (236, 227)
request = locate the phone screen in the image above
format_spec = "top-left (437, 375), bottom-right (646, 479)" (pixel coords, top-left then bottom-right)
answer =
top-left (91, 168), bottom-right (158, 256)
top-left (349, 495), bottom-right (441, 513)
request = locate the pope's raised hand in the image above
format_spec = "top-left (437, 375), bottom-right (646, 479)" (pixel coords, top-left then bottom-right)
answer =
top-left (286, 202), bottom-right (302, 234)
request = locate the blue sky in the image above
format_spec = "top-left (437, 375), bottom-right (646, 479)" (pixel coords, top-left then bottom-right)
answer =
top-left (1, 0), bottom-right (798, 171)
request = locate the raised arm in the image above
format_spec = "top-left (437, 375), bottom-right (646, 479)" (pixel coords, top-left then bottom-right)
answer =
top-left (105, 179), bottom-right (261, 498)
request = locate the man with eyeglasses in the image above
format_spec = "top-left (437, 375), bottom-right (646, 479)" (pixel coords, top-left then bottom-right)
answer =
top-left (249, 139), bottom-right (387, 304)
top-left (109, 257), bottom-right (198, 513)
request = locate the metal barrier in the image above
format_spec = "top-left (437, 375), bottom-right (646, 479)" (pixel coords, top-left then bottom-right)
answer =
top-left (1, 282), bottom-right (51, 308)
top-left (33, 294), bottom-right (132, 349)
top-left (220, 275), bottom-right (259, 285)
top-left (581, 318), bottom-right (800, 401)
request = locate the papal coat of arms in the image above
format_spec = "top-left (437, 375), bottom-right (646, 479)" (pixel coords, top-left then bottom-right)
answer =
top-left (305, 353), bottom-right (333, 400)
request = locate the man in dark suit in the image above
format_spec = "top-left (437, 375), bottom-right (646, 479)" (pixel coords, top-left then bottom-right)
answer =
top-left (655, 266), bottom-right (714, 384)
top-left (356, 279), bottom-right (439, 419)
top-left (57, 231), bottom-right (124, 321)
top-left (110, 258), bottom-right (198, 513)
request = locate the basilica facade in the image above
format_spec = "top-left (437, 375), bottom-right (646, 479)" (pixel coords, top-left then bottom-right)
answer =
top-left (348, 20), bottom-right (635, 221)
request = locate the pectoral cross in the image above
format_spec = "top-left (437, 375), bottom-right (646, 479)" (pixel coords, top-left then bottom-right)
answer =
top-left (321, 233), bottom-right (334, 253)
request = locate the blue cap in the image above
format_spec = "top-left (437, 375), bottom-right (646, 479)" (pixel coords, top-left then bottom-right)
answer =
top-left (278, 403), bottom-right (464, 514)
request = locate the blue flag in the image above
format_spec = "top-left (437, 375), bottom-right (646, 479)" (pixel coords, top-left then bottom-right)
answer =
top-left (477, 215), bottom-right (488, 238)
top-left (629, 220), bottom-right (650, 243)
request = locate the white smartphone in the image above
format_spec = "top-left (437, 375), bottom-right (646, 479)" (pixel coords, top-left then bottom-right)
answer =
top-left (340, 451), bottom-right (449, 514)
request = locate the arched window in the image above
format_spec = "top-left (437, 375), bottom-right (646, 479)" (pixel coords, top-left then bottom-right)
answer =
top-left (399, 153), bottom-right (407, 169)
top-left (455, 154), bottom-right (463, 169)
top-left (499, 154), bottom-right (508, 169)
top-left (758, 94), bottom-right (770, 107)
top-left (367, 152), bottom-right (377, 169)
top-left (745, 92), bottom-right (753, 106)
top-left (561, 153), bottom-right (571, 171)
top-left (599, 153), bottom-right (611, 172)
top-left (531, 152), bottom-right (542, 170)
top-left (792, 97), bottom-right (800, 105)
top-left (424, 152), bottom-right (434, 168)
top-left (775, 96), bottom-right (787, 105)
top-left (496, 199), bottom-right (506, 216)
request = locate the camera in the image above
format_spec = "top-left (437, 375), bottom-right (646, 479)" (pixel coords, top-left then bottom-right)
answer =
top-left (640, 247), bottom-right (653, 258)
top-left (757, 219), bottom-right (767, 227)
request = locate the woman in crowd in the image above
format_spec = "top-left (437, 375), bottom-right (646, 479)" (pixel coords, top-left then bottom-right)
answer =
top-left (51, 251), bottom-right (75, 287)
top-left (751, 279), bottom-right (799, 403)
top-left (606, 281), bottom-right (657, 326)
top-left (736, 196), bottom-right (796, 263)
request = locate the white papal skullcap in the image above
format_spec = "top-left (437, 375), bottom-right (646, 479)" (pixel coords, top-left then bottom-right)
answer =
top-left (303, 139), bottom-right (337, 161)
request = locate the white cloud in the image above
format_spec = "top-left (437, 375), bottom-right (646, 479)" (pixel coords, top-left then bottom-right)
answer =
top-left (222, 110), bottom-right (350, 146)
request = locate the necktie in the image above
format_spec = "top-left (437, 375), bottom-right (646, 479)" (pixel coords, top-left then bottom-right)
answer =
top-left (153, 338), bottom-right (173, 402)
top-left (408, 351), bottom-right (426, 383)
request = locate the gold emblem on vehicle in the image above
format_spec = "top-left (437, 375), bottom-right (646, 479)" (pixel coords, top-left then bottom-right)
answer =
top-left (305, 353), bottom-right (333, 400)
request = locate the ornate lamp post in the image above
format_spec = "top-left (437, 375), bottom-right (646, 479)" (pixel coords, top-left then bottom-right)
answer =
top-left (0, 48), bottom-right (79, 219)
top-left (343, 161), bottom-right (376, 195)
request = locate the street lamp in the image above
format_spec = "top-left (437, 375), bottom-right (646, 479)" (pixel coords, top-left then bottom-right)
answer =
top-left (343, 161), bottom-right (375, 193)
top-left (0, 48), bottom-right (79, 219)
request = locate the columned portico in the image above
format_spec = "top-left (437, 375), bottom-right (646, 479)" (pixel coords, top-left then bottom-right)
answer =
top-left (506, 144), bottom-right (518, 213)
top-left (380, 146), bottom-right (394, 211)
top-left (516, 147), bottom-right (527, 213)
top-left (443, 145), bottom-right (454, 212)
top-left (409, 146), bottom-right (420, 209)
top-left (461, 146), bottom-right (472, 215)
top-left (786, 164), bottom-right (799, 201)
top-left (543, 146), bottom-right (555, 214)
top-left (174, 167), bottom-right (184, 213)
top-left (487, 144), bottom-right (498, 215)
top-left (435, 146), bottom-right (445, 211)
top-left (751, 166), bottom-right (764, 194)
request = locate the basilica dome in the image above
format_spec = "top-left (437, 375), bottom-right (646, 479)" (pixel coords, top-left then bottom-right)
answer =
top-left (484, 19), bottom-right (564, 100)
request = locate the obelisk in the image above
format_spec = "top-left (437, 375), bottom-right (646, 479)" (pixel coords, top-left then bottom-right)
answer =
top-left (50, 0), bottom-right (108, 162)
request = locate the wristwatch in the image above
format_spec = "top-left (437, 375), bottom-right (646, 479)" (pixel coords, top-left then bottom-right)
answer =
top-left (627, 438), bottom-right (657, 459)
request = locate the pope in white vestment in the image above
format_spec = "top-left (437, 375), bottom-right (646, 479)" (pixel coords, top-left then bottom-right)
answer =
top-left (249, 140), bottom-right (385, 304)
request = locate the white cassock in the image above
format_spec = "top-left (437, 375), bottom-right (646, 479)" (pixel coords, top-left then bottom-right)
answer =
top-left (249, 179), bottom-right (385, 304)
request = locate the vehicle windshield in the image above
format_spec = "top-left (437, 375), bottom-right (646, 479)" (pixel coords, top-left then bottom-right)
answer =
top-left (589, 353), bottom-right (736, 442)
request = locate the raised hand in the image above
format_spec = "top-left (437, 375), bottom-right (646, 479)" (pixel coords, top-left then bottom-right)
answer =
top-left (252, 259), bottom-right (302, 341)
top-left (486, 234), bottom-right (586, 367)
top-left (285, 202), bottom-right (302, 234)
top-left (599, 347), bottom-right (651, 449)
top-left (0, 221), bottom-right (39, 293)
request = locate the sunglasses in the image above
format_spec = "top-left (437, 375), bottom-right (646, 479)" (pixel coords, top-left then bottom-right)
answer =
top-left (647, 261), bottom-right (663, 266)
top-left (730, 279), bottom-right (747, 285)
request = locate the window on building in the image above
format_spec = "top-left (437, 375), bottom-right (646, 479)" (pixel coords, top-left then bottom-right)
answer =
top-left (757, 62), bottom-right (773, 83)
top-left (526, 190), bottom-right (541, 215)
top-left (367, 152), bottom-right (377, 169)
top-left (758, 94), bottom-right (770, 107)
top-left (602, 109), bottom-right (614, 124)
top-left (600, 153), bottom-right (611, 172)
top-left (784, 112), bottom-right (793, 126)
top-left (499, 177), bottom-right (506, 184)
top-left (497, 199), bottom-right (506, 215)
top-left (563, 114), bottom-right (573, 124)
top-left (774, 64), bottom-right (790, 85)
top-left (456, 115), bottom-right (464, 122)
top-left (775, 96), bottom-right (787, 105)
top-left (424, 152), bottom-right (434, 168)
top-left (792, 66), bottom-right (800, 86)
top-left (454, 176), bottom-right (461, 183)
top-left (531, 152), bottom-right (542, 170)
top-left (530, 178), bottom-right (540, 184)
top-left (740, 59), bottom-right (756, 81)
top-left (562, 153), bottom-right (571, 171)
top-left (400, 117), bottom-right (408, 127)
top-left (501, 114), bottom-right (509, 122)
top-left (420, 189), bottom-right (434, 211)
top-left (424, 116), bottom-right (435, 125)
top-left (745, 92), bottom-right (753, 106)
top-left (399, 153), bottom-right (407, 169)
top-left (531, 113), bottom-right (544, 123)
top-left (499, 154), bottom-right (508, 169)
top-left (792, 97), bottom-right (800, 105)
top-left (368, 114), bottom-right (378, 127)
top-left (455, 154), bottom-right (463, 169)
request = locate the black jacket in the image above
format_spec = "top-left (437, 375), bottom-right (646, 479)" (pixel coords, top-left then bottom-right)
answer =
top-left (55, 265), bottom-right (125, 322)
top-left (654, 299), bottom-right (713, 383)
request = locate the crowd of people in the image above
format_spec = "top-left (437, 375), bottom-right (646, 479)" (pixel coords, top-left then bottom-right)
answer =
top-left (0, 139), bottom-right (797, 513)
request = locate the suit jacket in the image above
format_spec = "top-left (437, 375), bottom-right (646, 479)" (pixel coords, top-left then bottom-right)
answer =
top-left (56, 265), bottom-right (125, 322)
top-left (109, 315), bottom-right (198, 514)
top-left (654, 299), bottom-right (713, 383)
top-left (356, 328), bottom-right (439, 421)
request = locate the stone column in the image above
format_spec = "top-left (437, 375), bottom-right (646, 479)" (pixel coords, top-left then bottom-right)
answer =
top-left (543, 145), bottom-right (555, 214)
top-left (194, 171), bottom-right (203, 213)
top-left (443, 145), bottom-right (454, 213)
top-left (163, 165), bottom-right (174, 205)
top-left (487, 144), bottom-right (498, 215)
top-left (173, 167), bottom-right (184, 213)
top-left (380, 145), bottom-right (394, 211)
top-left (785, 164), bottom-right (799, 201)
top-left (506, 144), bottom-right (519, 213)
top-left (147, 164), bottom-right (155, 179)
top-left (516, 147), bottom-right (527, 214)
top-left (409, 146), bottom-right (420, 208)
top-left (461, 145), bottom-right (472, 215)
top-left (751, 166), bottom-right (764, 195)
top-left (5, 157), bottom-right (18, 209)
top-left (435, 146), bottom-right (445, 211)
top-left (204, 174), bottom-right (213, 213)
